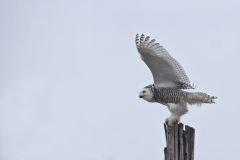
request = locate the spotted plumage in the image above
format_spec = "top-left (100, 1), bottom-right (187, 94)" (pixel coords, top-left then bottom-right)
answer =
top-left (136, 34), bottom-right (217, 126)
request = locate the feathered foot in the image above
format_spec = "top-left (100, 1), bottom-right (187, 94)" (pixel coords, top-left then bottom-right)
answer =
top-left (165, 114), bottom-right (180, 126)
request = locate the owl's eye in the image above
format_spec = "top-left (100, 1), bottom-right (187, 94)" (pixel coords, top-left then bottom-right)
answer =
top-left (142, 90), bottom-right (146, 93)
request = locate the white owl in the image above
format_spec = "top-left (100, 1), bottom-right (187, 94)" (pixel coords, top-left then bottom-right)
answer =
top-left (136, 34), bottom-right (217, 126)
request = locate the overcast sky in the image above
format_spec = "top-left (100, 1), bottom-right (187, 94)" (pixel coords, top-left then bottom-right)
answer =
top-left (1, 0), bottom-right (240, 160)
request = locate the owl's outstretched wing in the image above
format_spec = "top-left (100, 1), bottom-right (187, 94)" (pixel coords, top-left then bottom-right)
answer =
top-left (136, 34), bottom-right (194, 89)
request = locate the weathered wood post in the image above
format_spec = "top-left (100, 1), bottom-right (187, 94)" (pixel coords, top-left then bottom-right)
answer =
top-left (164, 123), bottom-right (195, 160)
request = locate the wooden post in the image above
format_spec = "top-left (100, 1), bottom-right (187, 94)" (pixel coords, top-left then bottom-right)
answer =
top-left (164, 123), bottom-right (195, 160)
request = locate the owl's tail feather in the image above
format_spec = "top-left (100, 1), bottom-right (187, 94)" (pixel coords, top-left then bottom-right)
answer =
top-left (185, 92), bottom-right (217, 105)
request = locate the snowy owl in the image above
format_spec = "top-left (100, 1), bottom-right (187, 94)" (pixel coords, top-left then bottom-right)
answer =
top-left (136, 34), bottom-right (217, 126)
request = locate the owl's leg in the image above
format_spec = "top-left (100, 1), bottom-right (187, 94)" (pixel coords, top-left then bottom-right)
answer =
top-left (165, 113), bottom-right (180, 126)
top-left (165, 102), bottom-right (187, 126)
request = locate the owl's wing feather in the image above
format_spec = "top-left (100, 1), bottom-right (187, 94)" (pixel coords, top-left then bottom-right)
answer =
top-left (136, 34), bottom-right (194, 89)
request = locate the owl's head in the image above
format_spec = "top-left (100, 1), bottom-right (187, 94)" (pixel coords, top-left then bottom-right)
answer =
top-left (139, 85), bottom-right (154, 102)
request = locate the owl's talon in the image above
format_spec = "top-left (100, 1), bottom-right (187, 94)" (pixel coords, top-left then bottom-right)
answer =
top-left (165, 116), bottom-right (180, 126)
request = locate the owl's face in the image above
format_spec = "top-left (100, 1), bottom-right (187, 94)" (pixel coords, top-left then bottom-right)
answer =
top-left (139, 87), bottom-right (154, 102)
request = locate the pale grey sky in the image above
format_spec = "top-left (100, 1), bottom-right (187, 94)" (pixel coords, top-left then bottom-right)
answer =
top-left (0, 0), bottom-right (240, 160)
